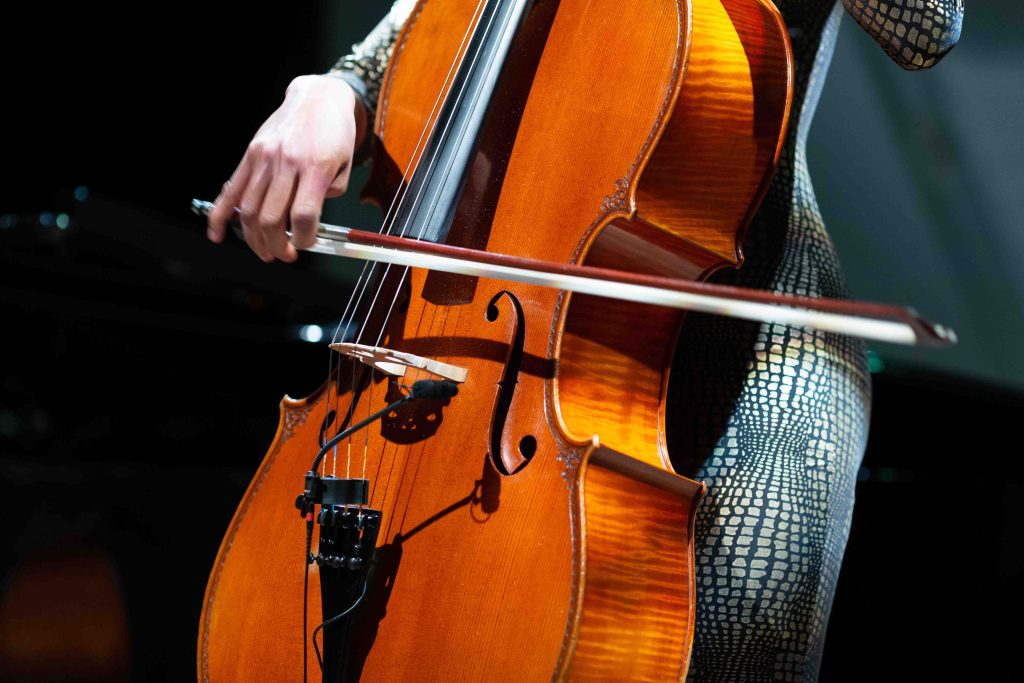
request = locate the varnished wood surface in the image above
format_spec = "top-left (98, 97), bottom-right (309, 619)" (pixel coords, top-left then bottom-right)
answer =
top-left (565, 446), bottom-right (704, 681)
top-left (198, 390), bottom-right (324, 681)
top-left (200, 0), bottom-right (792, 680)
top-left (629, 0), bottom-right (792, 267)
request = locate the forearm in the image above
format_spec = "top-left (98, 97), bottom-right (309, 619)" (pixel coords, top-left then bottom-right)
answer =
top-left (842, 0), bottom-right (964, 70)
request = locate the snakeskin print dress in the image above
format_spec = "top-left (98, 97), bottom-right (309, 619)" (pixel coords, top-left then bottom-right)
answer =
top-left (325, 1), bottom-right (963, 680)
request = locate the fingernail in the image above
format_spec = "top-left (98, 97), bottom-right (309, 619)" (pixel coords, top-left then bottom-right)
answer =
top-left (207, 227), bottom-right (216, 241)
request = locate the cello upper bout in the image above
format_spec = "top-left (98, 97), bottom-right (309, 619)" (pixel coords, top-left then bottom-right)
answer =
top-left (555, 0), bottom-right (792, 471)
top-left (630, 0), bottom-right (793, 269)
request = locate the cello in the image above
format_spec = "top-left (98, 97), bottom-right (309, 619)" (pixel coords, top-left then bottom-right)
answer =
top-left (195, 0), bottom-right (950, 679)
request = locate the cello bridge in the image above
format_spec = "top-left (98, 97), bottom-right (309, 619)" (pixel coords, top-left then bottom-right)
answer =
top-left (330, 342), bottom-right (468, 383)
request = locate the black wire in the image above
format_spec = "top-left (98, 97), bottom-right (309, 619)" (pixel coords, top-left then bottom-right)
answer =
top-left (313, 579), bottom-right (369, 671)
top-left (301, 382), bottom-right (448, 675)
top-left (307, 380), bottom-right (455, 474)
top-left (303, 518), bottom-right (313, 683)
top-left (301, 391), bottom-right (410, 678)
top-left (309, 394), bottom-right (414, 474)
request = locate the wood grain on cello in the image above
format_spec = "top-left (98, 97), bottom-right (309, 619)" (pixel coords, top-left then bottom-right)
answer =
top-left (199, 0), bottom-right (792, 679)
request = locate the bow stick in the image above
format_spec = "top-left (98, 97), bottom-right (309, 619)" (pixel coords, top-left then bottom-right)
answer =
top-left (192, 199), bottom-right (956, 348)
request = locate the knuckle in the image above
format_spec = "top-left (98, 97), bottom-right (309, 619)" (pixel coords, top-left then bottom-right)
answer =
top-left (313, 156), bottom-right (339, 173)
top-left (238, 205), bottom-right (257, 224)
top-left (262, 141), bottom-right (282, 159)
top-left (259, 212), bottom-right (282, 232)
top-left (242, 228), bottom-right (258, 250)
top-left (291, 208), bottom-right (317, 227)
top-left (291, 233), bottom-right (313, 249)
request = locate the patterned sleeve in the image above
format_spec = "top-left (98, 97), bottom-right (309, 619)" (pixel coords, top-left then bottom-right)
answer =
top-left (324, 0), bottom-right (418, 122)
top-left (842, 0), bottom-right (964, 70)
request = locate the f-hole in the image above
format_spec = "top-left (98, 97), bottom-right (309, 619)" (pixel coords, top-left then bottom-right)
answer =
top-left (485, 291), bottom-right (533, 475)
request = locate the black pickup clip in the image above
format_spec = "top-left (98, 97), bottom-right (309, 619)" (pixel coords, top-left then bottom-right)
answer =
top-left (295, 473), bottom-right (369, 517)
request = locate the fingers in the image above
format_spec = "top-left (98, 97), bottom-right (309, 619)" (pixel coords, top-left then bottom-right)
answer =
top-left (237, 158), bottom-right (275, 262)
top-left (210, 151), bottom-right (350, 261)
top-left (290, 160), bottom-right (342, 250)
top-left (258, 162), bottom-right (300, 262)
top-left (325, 159), bottom-right (352, 200)
top-left (207, 155), bottom-right (252, 243)
top-left (208, 74), bottom-right (362, 262)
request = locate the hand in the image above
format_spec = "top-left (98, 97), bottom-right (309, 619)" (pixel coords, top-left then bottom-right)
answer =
top-left (206, 74), bottom-right (368, 262)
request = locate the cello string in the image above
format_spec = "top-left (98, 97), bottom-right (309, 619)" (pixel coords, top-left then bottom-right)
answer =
top-left (363, 368), bottom-right (373, 484)
top-left (334, 0), bottom-right (490, 354)
top-left (372, 2), bottom-right (529, 538)
top-left (381, 259), bottom-right (468, 541)
top-left (323, 0), bottom-right (486, 382)
top-left (299, 5), bottom-right (496, 654)
top-left (352, 0), bottom-right (502, 501)
top-left (339, 0), bottom-right (507, 533)
top-left (351, 0), bottom-right (505, 351)
top-left (322, 0), bottom-right (491, 474)
top-left (361, 375), bottom-right (370, 486)
top-left (361, 0), bottom-right (518, 521)
top-left (338, 0), bottom-right (489, 477)
top-left (328, 0), bottom-right (490, 403)
top-left (368, 0), bottom-right (522, 351)
top-left (362, 286), bottom-right (438, 505)
top-left (358, 0), bottom-right (498, 509)
top-left (322, 259), bottom-right (375, 480)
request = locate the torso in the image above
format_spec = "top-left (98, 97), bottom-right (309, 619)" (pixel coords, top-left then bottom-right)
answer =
top-left (666, 4), bottom-right (873, 680)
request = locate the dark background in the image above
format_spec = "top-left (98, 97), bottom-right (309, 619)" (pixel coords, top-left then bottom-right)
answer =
top-left (1, 1), bottom-right (1021, 680)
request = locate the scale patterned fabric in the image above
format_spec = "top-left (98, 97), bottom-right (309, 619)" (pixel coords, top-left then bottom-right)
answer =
top-left (326, 1), bottom-right (963, 680)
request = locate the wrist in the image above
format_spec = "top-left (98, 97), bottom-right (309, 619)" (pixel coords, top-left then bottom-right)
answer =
top-left (319, 71), bottom-right (375, 164)
top-left (287, 73), bottom-right (369, 153)
top-left (287, 73), bottom-right (357, 102)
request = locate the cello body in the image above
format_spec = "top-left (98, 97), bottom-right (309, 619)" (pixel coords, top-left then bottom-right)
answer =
top-left (199, 0), bottom-right (792, 680)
